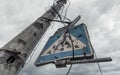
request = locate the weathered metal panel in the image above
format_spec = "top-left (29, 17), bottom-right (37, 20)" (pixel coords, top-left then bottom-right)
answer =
top-left (35, 24), bottom-right (94, 66)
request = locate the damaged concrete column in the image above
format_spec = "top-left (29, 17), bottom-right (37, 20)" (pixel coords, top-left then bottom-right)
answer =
top-left (0, 0), bottom-right (67, 75)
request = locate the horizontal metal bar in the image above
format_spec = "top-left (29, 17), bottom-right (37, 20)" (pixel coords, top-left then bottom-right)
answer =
top-left (55, 57), bottom-right (112, 68)
top-left (66, 57), bottom-right (112, 64)
top-left (41, 17), bottom-right (70, 24)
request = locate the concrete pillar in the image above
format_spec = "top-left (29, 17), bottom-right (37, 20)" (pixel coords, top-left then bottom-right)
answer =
top-left (0, 0), bottom-right (67, 75)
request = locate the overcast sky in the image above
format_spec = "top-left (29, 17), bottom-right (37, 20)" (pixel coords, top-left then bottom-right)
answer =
top-left (0, 0), bottom-right (120, 75)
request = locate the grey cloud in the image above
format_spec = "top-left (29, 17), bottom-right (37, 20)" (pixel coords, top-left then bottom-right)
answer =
top-left (0, 0), bottom-right (120, 75)
top-left (93, 0), bottom-right (120, 14)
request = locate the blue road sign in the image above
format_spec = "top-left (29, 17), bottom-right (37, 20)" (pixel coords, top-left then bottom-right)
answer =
top-left (35, 24), bottom-right (94, 66)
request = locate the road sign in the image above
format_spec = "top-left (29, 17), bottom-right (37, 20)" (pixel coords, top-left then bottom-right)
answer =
top-left (35, 23), bottom-right (94, 66)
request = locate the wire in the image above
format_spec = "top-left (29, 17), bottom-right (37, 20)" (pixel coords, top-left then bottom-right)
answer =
top-left (65, 27), bottom-right (75, 75)
top-left (97, 63), bottom-right (103, 75)
top-left (94, 53), bottom-right (103, 75)
top-left (60, 4), bottom-right (71, 22)
top-left (53, 0), bottom-right (71, 23)
top-left (65, 31), bottom-right (74, 75)
top-left (50, 0), bottom-right (72, 28)
top-left (68, 32), bottom-right (75, 59)
top-left (63, 0), bottom-right (71, 21)
top-left (66, 64), bottom-right (72, 75)
top-left (52, 7), bottom-right (63, 21)
top-left (89, 29), bottom-right (103, 75)
top-left (62, 15), bottom-right (71, 22)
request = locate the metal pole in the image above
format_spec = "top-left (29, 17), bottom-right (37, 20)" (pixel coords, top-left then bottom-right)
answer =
top-left (0, 0), bottom-right (67, 75)
top-left (55, 57), bottom-right (112, 68)
top-left (66, 57), bottom-right (112, 64)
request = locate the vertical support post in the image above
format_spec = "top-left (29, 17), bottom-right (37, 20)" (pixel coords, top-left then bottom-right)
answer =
top-left (0, 0), bottom-right (67, 75)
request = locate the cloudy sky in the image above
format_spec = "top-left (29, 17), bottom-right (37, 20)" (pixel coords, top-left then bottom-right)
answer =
top-left (0, 0), bottom-right (120, 75)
